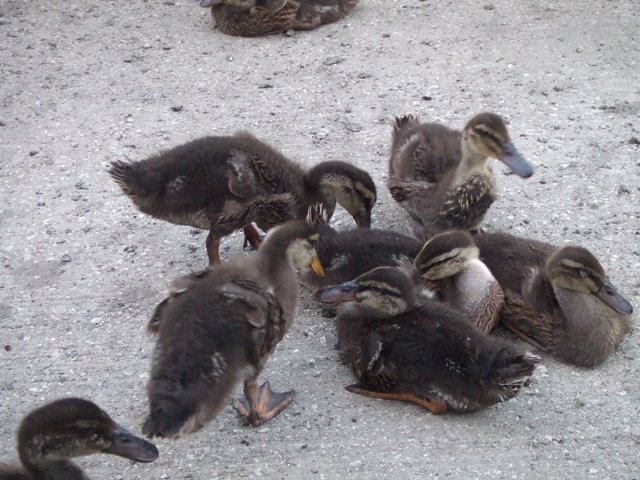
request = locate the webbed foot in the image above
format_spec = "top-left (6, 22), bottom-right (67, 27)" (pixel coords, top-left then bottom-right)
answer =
top-left (233, 381), bottom-right (295, 426)
top-left (345, 383), bottom-right (448, 414)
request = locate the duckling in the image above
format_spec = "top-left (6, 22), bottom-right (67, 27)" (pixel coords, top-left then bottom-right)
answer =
top-left (297, 203), bottom-right (427, 309)
top-left (109, 132), bottom-right (376, 264)
top-left (317, 267), bottom-right (539, 413)
top-left (0, 398), bottom-right (158, 480)
top-left (199, 0), bottom-right (359, 37)
top-left (413, 230), bottom-right (504, 333)
top-left (388, 113), bottom-right (534, 240)
top-left (474, 231), bottom-right (634, 367)
top-left (142, 220), bottom-right (325, 437)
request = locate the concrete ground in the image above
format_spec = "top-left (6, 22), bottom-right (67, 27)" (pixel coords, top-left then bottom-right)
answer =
top-left (1, 0), bottom-right (639, 478)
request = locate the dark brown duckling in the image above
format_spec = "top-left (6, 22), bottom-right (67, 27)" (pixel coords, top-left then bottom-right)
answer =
top-left (317, 267), bottom-right (539, 413)
top-left (142, 220), bottom-right (325, 438)
top-left (413, 230), bottom-right (504, 333)
top-left (474, 231), bottom-right (634, 367)
top-left (0, 398), bottom-right (158, 480)
top-left (388, 113), bottom-right (534, 240)
top-left (109, 132), bottom-right (376, 264)
top-left (200, 0), bottom-right (359, 37)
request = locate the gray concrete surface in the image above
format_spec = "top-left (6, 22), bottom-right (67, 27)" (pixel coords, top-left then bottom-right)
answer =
top-left (1, 0), bottom-right (639, 478)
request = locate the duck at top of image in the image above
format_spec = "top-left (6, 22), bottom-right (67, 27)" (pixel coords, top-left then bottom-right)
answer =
top-left (199, 0), bottom-right (359, 37)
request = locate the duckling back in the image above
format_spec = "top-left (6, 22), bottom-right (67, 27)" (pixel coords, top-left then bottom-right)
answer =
top-left (109, 134), bottom-right (305, 228)
top-left (143, 266), bottom-right (287, 438)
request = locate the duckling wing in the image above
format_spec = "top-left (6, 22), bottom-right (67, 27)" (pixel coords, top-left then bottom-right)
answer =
top-left (437, 173), bottom-right (496, 230)
top-left (214, 194), bottom-right (296, 236)
top-left (147, 269), bottom-right (211, 334)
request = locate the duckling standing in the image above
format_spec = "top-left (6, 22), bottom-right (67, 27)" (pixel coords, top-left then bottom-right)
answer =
top-left (0, 398), bottom-right (158, 480)
top-left (109, 132), bottom-right (376, 264)
top-left (142, 220), bottom-right (324, 438)
top-left (413, 230), bottom-right (504, 333)
top-left (474, 231), bottom-right (634, 367)
top-left (317, 267), bottom-right (539, 413)
top-left (199, 0), bottom-right (359, 37)
top-left (388, 113), bottom-right (534, 240)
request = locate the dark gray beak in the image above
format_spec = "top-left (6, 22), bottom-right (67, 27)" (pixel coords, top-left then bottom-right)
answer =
top-left (354, 211), bottom-right (372, 229)
top-left (104, 423), bottom-right (159, 463)
top-left (316, 282), bottom-right (358, 304)
top-left (499, 142), bottom-right (534, 178)
top-left (595, 279), bottom-right (634, 315)
top-left (200, 0), bottom-right (222, 7)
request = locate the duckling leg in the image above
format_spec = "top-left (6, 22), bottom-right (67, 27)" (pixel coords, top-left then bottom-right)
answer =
top-left (233, 380), bottom-right (295, 426)
top-left (206, 230), bottom-right (221, 264)
top-left (345, 384), bottom-right (448, 414)
top-left (243, 224), bottom-right (264, 250)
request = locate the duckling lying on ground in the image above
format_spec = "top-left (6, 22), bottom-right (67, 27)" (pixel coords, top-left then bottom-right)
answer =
top-left (109, 132), bottom-right (376, 264)
top-left (474, 231), bottom-right (634, 367)
top-left (0, 398), bottom-right (158, 480)
top-left (388, 112), bottom-right (534, 240)
top-left (142, 220), bottom-right (324, 438)
top-left (317, 267), bottom-right (539, 413)
top-left (200, 0), bottom-right (359, 37)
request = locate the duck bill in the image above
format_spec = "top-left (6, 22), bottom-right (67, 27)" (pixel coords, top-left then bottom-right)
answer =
top-left (595, 279), bottom-right (634, 315)
top-left (354, 211), bottom-right (372, 229)
top-left (499, 142), bottom-right (534, 178)
top-left (316, 282), bottom-right (358, 304)
top-left (200, 0), bottom-right (222, 6)
top-left (309, 255), bottom-right (325, 278)
top-left (104, 424), bottom-right (159, 463)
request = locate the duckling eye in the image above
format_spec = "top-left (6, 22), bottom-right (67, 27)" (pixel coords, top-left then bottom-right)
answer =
top-left (578, 269), bottom-right (589, 278)
top-left (343, 185), bottom-right (353, 195)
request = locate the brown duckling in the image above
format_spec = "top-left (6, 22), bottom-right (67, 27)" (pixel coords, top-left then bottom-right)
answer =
top-left (109, 132), bottom-right (376, 264)
top-left (301, 206), bottom-right (424, 291)
top-left (317, 267), bottom-right (539, 413)
top-left (388, 113), bottom-right (534, 240)
top-left (200, 0), bottom-right (359, 37)
top-left (474, 231), bottom-right (634, 367)
top-left (0, 398), bottom-right (158, 480)
top-left (142, 220), bottom-right (325, 438)
top-left (414, 230), bottom-right (504, 333)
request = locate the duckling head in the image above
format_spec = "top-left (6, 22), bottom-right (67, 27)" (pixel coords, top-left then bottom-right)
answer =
top-left (414, 230), bottom-right (479, 280)
top-left (307, 161), bottom-right (377, 228)
top-left (462, 112), bottom-right (534, 178)
top-left (17, 398), bottom-right (159, 468)
top-left (316, 266), bottom-right (416, 316)
top-left (546, 246), bottom-right (633, 315)
top-left (262, 220), bottom-right (325, 277)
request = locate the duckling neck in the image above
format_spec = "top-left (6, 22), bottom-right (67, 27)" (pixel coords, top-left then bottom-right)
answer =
top-left (453, 142), bottom-right (491, 188)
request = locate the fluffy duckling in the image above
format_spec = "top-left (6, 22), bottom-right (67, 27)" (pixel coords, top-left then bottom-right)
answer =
top-left (200, 0), bottom-right (359, 37)
top-left (0, 398), bottom-right (158, 480)
top-left (317, 267), bottom-right (539, 413)
top-left (142, 220), bottom-right (324, 438)
top-left (388, 113), bottom-right (534, 240)
top-left (413, 230), bottom-right (504, 333)
top-left (474, 231), bottom-right (634, 367)
top-left (109, 132), bottom-right (376, 264)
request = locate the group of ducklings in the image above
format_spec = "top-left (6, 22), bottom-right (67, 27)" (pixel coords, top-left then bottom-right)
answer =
top-left (2, 111), bottom-right (634, 478)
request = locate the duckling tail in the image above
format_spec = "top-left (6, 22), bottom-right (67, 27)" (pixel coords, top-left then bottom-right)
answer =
top-left (142, 396), bottom-right (197, 440)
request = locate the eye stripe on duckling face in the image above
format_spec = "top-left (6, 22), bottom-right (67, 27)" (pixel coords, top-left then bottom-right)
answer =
top-left (471, 126), bottom-right (504, 155)
top-left (418, 246), bottom-right (479, 280)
